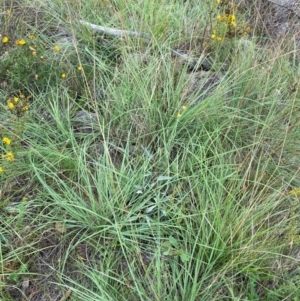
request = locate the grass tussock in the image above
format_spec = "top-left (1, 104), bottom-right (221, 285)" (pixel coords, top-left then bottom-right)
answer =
top-left (1, 0), bottom-right (300, 300)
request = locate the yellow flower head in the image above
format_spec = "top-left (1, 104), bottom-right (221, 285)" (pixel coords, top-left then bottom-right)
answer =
top-left (211, 31), bottom-right (222, 41)
top-left (217, 13), bottom-right (236, 27)
top-left (22, 105), bottom-right (29, 111)
top-left (182, 105), bottom-right (187, 110)
top-left (61, 73), bottom-right (66, 79)
top-left (13, 97), bottom-right (19, 103)
top-left (217, 14), bottom-right (226, 22)
top-left (54, 45), bottom-right (60, 52)
top-left (0, 166), bottom-right (3, 173)
top-left (15, 39), bottom-right (26, 46)
top-left (2, 36), bottom-right (9, 44)
top-left (289, 188), bottom-right (300, 196)
top-left (2, 151), bottom-right (15, 162)
top-left (229, 15), bottom-right (235, 23)
top-left (7, 100), bottom-right (15, 109)
top-left (177, 113), bottom-right (182, 118)
top-left (3, 137), bottom-right (11, 145)
top-left (77, 66), bottom-right (82, 71)
top-left (229, 15), bottom-right (236, 27)
top-left (29, 35), bottom-right (35, 40)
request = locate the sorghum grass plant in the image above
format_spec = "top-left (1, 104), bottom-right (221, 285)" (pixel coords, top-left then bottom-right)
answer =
top-left (1, 0), bottom-right (300, 300)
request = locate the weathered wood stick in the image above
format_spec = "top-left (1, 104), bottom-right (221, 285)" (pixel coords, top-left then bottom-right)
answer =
top-left (79, 20), bottom-right (152, 40)
top-left (79, 19), bottom-right (213, 71)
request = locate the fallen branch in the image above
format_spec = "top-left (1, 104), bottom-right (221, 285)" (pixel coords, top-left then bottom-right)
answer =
top-left (79, 20), bottom-right (151, 40)
top-left (79, 20), bottom-right (214, 71)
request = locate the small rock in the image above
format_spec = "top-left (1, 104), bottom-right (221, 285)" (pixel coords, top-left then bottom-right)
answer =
top-left (73, 110), bottom-right (99, 133)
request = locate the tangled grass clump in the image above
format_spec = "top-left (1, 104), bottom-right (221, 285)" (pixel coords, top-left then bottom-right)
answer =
top-left (0, 0), bottom-right (300, 300)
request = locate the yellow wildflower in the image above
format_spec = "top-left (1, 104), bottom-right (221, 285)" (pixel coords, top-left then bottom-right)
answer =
top-left (13, 97), bottom-right (19, 103)
top-left (182, 105), bottom-right (187, 110)
top-left (217, 14), bottom-right (237, 27)
top-left (15, 39), bottom-right (26, 46)
top-left (77, 66), bottom-right (82, 71)
top-left (2, 151), bottom-right (15, 162)
top-left (229, 15), bottom-right (236, 27)
top-left (217, 14), bottom-right (226, 22)
top-left (289, 188), bottom-right (300, 196)
top-left (0, 167), bottom-right (3, 173)
top-left (7, 100), bottom-right (15, 109)
top-left (61, 73), bottom-right (66, 79)
top-left (29, 35), bottom-right (35, 40)
top-left (6, 9), bottom-right (11, 15)
top-left (32, 51), bottom-right (37, 56)
top-left (22, 105), bottom-right (29, 111)
top-left (216, 0), bottom-right (221, 3)
top-left (3, 137), bottom-right (11, 145)
top-left (177, 113), bottom-right (182, 118)
top-left (54, 45), bottom-right (60, 52)
top-left (2, 36), bottom-right (9, 43)
top-left (211, 31), bottom-right (222, 41)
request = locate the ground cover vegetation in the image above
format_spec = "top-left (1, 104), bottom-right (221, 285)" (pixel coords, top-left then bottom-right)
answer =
top-left (1, 0), bottom-right (300, 300)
